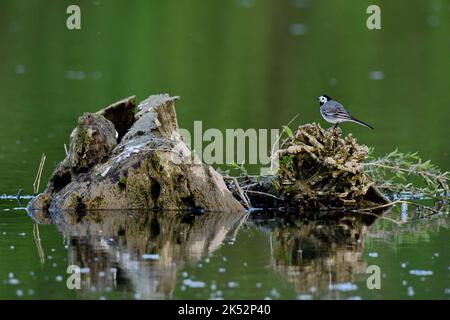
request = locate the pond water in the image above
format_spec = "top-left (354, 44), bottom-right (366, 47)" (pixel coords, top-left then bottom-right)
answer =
top-left (0, 204), bottom-right (449, 299)
top-left (0, 0), bottom-right (449, 299)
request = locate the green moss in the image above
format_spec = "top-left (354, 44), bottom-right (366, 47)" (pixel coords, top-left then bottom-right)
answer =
top-left (150, 154), bottom-right (163, 173)
top-left (126, 167), bottom-right (153, 208)
top-left (88, 196), bottom-right (105, 210)
top-left (118, 176), bottom-right (127, 190)
top-left (38, 194), bottom-right (53, 211)
top-left (69, 193), bottom-right (79, 208)
top-left (75, 127), bottom-right (90, 152)
top-left (119, 175), bottom-right (127, 185)
top-left (73, 126), bottom-right (93, 170)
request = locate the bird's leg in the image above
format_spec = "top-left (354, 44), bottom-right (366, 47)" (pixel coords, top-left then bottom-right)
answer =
top-left (331, 123), bottom-right (339, 130)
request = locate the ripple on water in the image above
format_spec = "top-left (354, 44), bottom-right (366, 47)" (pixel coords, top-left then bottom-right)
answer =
top-left (328, 282), bottom-right (358, 292)
top-left (368, 70), bottom-right (385, 80)
top-left (15, 65), bottom-right (26, 74)
top-left (409, 270), bottom-right (433, 276)
top-left (289, 24), bottom-right (308, 36)
top-left (183, 279), bottom-right (206, 288)
top-left (80, 267), bottom-right (90, 274)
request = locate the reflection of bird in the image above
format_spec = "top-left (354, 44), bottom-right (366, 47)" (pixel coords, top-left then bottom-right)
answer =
top-left (318, 94), bottom-right (374, 130)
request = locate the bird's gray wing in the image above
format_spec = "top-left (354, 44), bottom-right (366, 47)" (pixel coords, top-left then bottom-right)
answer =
top-left (322, 101), bottom-right (352, 119)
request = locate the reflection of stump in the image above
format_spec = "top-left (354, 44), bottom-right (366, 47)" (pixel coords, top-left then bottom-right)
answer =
top-left (269, 213), bottom-right (376, 297)
top-left (275, 123), bottom-right (388, 209)
top-left (36, 209), bottom-right (244, 299)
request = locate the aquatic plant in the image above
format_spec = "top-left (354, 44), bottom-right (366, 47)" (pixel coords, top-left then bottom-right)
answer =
top-left (364, 148), bottom-right (449, 201)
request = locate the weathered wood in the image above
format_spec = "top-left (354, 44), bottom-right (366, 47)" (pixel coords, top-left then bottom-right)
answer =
top-left (28, 94), bottom-right (245, 213)
top-left (234, 123), bottom-right (389, 210)
top-left (28, 94), bottom-right (389, 216)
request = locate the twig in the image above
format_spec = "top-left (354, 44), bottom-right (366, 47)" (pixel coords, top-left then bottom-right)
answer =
top-left (356, 210), bottom-right (403, 226)
top-left (64, 143), bottom-right (69, 156)
top-left (230, 212), bottom-right (250, 241)
top-left (240, 183), bottom-right (259, 190)
top-left (15, 189), bottom-right (23, 206)
top-left (245, 190), bottom-right (282, 200)
top-left (357, 199), bottom-right (447, 217)
top-left (356, 200), bottom-right (400, 212)
top-left (364, 149), bottom-right (450, 198)
top-left (33, 224), bottom-right (45, 267)
top-left (33, 153), bottom-right (46, 195)
top-left (236, 178), bottom-right (252, 209)
top-left (223, 176), bottom-right (252, 209)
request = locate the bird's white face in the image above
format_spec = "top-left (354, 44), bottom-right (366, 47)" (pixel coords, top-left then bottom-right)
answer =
top-left (319, 96), bottom-right (329, 104)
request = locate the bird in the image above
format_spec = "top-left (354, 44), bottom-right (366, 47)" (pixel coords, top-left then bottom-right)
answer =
top-left (318, 94), bottom-right (374, 130)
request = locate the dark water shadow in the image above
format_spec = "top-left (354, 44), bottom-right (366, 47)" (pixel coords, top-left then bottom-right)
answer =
top-left (29, 209), bottom-right (245, 299)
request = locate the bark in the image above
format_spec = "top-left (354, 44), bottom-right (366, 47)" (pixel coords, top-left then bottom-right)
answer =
top-left (28, 94), bottom-right (245, 214)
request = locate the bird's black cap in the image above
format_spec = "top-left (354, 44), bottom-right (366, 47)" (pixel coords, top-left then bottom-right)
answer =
top-left (320, 94), bottom-right (332, 100)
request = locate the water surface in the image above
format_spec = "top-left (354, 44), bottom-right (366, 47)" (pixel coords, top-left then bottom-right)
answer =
top-left (0, 0), bottom-right (449, 299)
top-left (0, 203), bottom-right (448, 299)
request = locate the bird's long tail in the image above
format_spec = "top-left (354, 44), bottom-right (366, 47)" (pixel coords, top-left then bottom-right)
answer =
top-left (349, 116), bottom-right (374, 130)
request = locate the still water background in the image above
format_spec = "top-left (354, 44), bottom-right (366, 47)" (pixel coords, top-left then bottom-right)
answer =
top-left (0, 0), bottom-right (449, 299)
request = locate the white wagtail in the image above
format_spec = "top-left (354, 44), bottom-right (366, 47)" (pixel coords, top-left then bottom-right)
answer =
top-left (318, 94), bottom-right (374, 130)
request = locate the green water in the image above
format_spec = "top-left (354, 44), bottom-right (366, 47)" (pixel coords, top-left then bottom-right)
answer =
top-left (0, 0), bottom-right (449, 299)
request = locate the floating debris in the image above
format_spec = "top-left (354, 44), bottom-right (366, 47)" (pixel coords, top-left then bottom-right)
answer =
top-left (183, 279), bottom-right (206, 288)
top-left (427, 14), bottom-right (439, 26)
top-left (328, 282), bottom-right (358, 292)
top-left (0, 194), bottom-right (34, 200)
top-left (15, 65), bottom-right (26, 75)
top-left (409, 270), bottom-right (433, 276)
top-left (289, 24), bottom-right (308, 36)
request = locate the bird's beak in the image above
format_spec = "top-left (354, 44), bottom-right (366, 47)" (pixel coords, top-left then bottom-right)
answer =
top-left (316, 97), bottom-right (320, 100)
